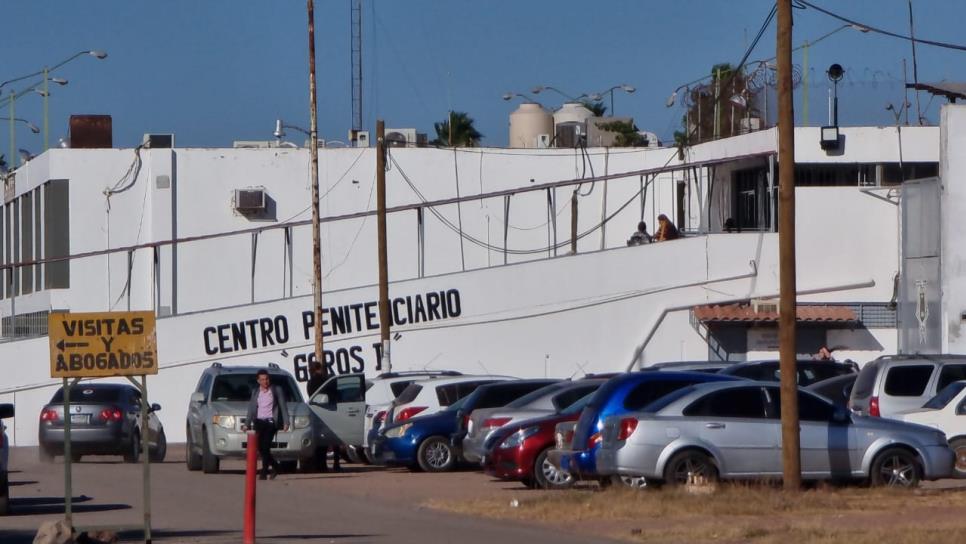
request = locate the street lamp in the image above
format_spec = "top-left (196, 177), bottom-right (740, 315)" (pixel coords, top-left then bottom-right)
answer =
top-left (531, 85), bottom-right (577, 101)
top-left (502, 92), bottom-right (540, 104)
top-left (591, 84), bottom-right (635, 115)
top-left (1, 115), bottom-right (40, 168)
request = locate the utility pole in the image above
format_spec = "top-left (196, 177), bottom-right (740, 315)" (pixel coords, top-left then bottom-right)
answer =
top-left (376, 120), bottom-right (391, 372)
top-left (776, 0), bottom-right (802, 490)
top-left (307, 0), bottom-right (326, 377)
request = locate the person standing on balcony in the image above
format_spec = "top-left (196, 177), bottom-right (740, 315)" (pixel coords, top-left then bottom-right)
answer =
top-left (627, 221), bottom-right (653, 246)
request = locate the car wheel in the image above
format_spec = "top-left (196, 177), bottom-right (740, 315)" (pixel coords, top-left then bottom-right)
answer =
top-left (123, 430), bottom-right (141, 463)
top-left (70, 451), bottom-right (83, 463)
top-left (0, 472), bottom-right (9, 516)
top-left (201, 430), bottom-right (220, 474)
top-left (950, 438), bottom-right (966, 478)
top-left (417, 436), bottom-right (455, 472)
top-left (662, 450), bottom-right (718, 486)
top-left (38, 447), bottom-right (54, 464)
top-left (150, 430), bottom-right (167, 463)
top-left (533, 448), bottom-right (575, 490)
top-left (870, 447), bottom-right (921, 488)
top-left (186, 426), bottom-right (202, 471)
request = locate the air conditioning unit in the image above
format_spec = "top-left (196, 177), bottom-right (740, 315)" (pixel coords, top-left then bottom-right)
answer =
top-left (739, 117), bottom-right (762, 134)
top-left (353, 130), bottom-right (370, 147)
top-left (234, 188), bottom-right (267, 212)
top-left (384, 128), bottom-right (427, 148)
top-left (142, 133), bottom-right (175, 148)
top-left (536, 134), bottom-right (551, 148)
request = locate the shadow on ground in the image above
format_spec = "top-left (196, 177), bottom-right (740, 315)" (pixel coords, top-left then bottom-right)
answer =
top-left (6, 495), bottom-right (131, 516)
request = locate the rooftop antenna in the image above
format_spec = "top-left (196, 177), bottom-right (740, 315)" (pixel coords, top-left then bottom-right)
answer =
top-left (350, 0), bottom-right (363, 144)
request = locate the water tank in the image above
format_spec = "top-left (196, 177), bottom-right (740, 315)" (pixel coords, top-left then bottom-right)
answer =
top-left (553, 102), bottom-right (594, 126)
top-left (508, 103), bottom-right (553, 148)
top-left (552, 102), bottom-right (594, 148)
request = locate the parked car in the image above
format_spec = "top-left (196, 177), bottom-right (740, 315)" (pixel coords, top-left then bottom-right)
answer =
top-left (895, 380), bottom-right (966, 477)
top-left (361, 371), bottom-right (463, 456)
top-left (1, 403), bottom-right (14, 515)
top-left (717, 359), bottom-right (858, 386)
top-left (186, 363), bottom-right (316, 473)
top-left (643, 361), bottom-right (733, 373)
top-left (850, 354), bottom-right (966, 418)
top-left (385, 375), bottom-right (516, 425)
top-left (595, 381), bottom-right (954, 487)
top-left (805, 373), bottom-right (858, 408)
top-left (374, 379), bottom-right (556, 472)
top-left (549, 371), bottom-right (739, 480)
top-left (461, 379), bottom-right (605, 464)
top-left (483, 393), bottom-right (594, 489)
top-left (38, 383), bottom-right (165, 464)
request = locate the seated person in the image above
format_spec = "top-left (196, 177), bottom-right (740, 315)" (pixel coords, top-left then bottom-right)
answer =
top-left (654, 214), bottom-right (680, 241)
top-left (627, 221), bottom-right (653, 246)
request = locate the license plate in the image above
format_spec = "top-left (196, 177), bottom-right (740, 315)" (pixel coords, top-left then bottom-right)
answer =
top-left (70, 414), bottom-right (89, 425)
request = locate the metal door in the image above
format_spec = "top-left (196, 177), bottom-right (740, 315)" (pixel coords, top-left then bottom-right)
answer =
top-left (308, 374), bottom-right (366, 446)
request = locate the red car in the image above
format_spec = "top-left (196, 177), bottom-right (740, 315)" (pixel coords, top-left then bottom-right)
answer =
top-left (483, 403), bottom-right (585, 489)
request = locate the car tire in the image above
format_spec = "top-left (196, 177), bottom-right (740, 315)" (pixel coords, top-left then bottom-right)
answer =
top-left (950, 438), bottom-right (966, 479)
top-left (533, 448), bottom-right (575, 490)
top-left (662, 450), bottom-right (718, 486)
top-left (870, 447), bottom-right (921, 488)
top-left (0, 471), bottom-right (9, 516)
top-left (38, 447), bottom-right (54, 464)
top-left (150, 430), bottom-right (167, 463)
top-left (123, 430), bottom-right (141, 463)
top-left (416, 436), bottom-right (455, 472)
top-left (186, 426), bottom-right (202, 471)
top-left (201, 430), bottom-right (220, 474)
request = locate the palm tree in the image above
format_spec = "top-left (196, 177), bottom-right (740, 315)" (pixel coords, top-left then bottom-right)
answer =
top-left (432, 111), bottom-right (483, 147)
top-left (579, 99), bottom-right (607, 117)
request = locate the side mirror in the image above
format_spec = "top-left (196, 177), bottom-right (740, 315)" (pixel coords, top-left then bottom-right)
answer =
top-left (311, 393), bottom-right (330, 405)
top-left (0, 403), bottom-right (14, 419)
top-left (150, 403), bottom-right (162, 412)
top-left (190, 392), bottom-right (205, 404)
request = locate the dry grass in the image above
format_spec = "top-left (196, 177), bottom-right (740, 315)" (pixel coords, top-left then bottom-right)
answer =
top-left (426, 483), bottom-right (966, 543)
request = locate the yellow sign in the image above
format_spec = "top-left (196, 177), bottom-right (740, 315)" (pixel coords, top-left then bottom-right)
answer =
top-left (49, 311), bottom-right (159, 378)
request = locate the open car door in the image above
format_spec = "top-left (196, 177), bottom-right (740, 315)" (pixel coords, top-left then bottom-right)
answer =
top-left (309, 373), bottom-right (366, 446)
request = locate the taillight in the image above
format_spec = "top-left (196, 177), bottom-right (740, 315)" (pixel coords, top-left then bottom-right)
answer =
top-left (869, 396), bottom-right (880, 417)
top-left (396, 406), bottom-right (427, 421)
top-left (374, 411), bottom-right (386, 424)
top-left (587, 432), bottom-right (602, 449)
top-left (617, 418), bottom-right (638, 441)
top-left (99, 406), bottom-right (123, 422)
top-left (482, 417), bottom-right (511, 429)
top-left (462, 415), bottom-right (471, 430)
top-left (40, 408), bottom-right (59, 422)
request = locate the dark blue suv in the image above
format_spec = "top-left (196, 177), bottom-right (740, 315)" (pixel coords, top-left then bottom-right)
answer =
top-left (550, 371), bottom-right (738, 479)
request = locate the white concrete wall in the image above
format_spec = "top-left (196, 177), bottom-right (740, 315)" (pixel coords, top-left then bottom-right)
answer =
top-left (941, 105), bottom-right (966, 352)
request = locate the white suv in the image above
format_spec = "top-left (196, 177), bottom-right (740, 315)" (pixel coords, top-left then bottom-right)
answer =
top-left (386, 375), bottom-right (517, 425)
top-left (362, 371), bottom-right (463, 455)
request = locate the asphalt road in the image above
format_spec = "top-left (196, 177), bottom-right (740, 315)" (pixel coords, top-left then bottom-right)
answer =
top-left (1, 445), bottom-right (615, 544)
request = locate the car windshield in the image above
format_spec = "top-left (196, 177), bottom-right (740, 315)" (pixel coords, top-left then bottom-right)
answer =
top-left (51, 386), bottom-right (125, 403)
top-left (560, 393), bottom-right (594, 415)
top-left (210, 374), bottom-right (302, 402)
top-left (922, 381), bottom-right (966, 410)
top-left (639, 385), bottom-right (699, 413)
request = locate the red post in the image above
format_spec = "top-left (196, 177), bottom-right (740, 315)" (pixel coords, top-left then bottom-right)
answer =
top-left (243, 430), bottom-right (257, 544)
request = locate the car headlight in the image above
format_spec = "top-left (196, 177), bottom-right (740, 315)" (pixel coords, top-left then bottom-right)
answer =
top-left (385, 423), bottom-right (413, 438)
top-left (498, 426), bottom-right (540, 450)
top-left (293, 415), bottom-right (311, 429)
top-left (213, 415), bottom-right (236, 429)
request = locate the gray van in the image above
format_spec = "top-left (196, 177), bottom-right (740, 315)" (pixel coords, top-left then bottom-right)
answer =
top-left (849, 354), bottom-right (966, 418)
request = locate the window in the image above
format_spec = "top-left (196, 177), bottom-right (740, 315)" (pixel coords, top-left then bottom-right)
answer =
top-left (684, 387), bottom-right (767, 418)
top-left (884, 365), bottom-right (934, 397)
top-left (21, 193), bottom-right (33, 294)
top-left (923, 382), bottom-right (966, 410)
top-left (624, 379), bottom-right (706, 411)
top-left (210, 373), bottom-right (301, 403)
top-left (389, 381), bottom-right (415, 398)
top-left (769, 388), bottom-right (836, 422)
top-left (552, 385), bottom-right (598, 411)
top-left (937, 365), bottom-right (966, 391)
top-left (44, 180), bottom-right (70, 289)
top-left (334, 376), bottom-right (363, 403)
top-left (52, 386), bottom-right (125, 403)
top-left (852, 361), bottom-right (880, 398)
top-left (197, 373), bottom-right (213, 400)
top-left (476, 382), bottom-right (554, 409)
top-left (394, 384), bottom-right (422, 405)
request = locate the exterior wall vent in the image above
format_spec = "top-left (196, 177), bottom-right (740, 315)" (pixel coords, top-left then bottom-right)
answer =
top-left (234, 188), bottom-right (267, 212)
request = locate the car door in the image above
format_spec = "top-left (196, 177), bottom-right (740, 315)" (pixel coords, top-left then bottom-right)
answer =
top-left (684, 385), bottom-right (781, 476)
top-left (768, 387), bottom-right (855, 478)
top-left (309, 373), bottom-right (366, 446)
top-left (187, 373), bottom-right (212, 445)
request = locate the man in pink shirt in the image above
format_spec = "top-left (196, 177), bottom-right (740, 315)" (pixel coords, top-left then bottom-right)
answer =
top-left (245, 369), bottom-right (290, 480)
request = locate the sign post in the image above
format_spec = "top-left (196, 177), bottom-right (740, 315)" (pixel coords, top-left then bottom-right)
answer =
top-left (48, 311), bottom-right (159, 542)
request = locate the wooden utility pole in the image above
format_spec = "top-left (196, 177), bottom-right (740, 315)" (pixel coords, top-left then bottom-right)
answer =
top-left (776, 0), bottom-right (802, 490)
top-left (307, 0), bottom-right (326, 377)
top-left (376, 120), bottom-right (391, 372)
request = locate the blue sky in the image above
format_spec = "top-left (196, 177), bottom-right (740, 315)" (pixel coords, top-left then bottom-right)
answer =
top-left (2, 1), bottom-right (964, 151)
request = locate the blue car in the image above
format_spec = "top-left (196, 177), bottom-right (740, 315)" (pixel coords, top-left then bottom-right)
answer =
top-left (374, 379), bottom-right (557, 472)
top-left (551, 371), bottom-right (739, 479)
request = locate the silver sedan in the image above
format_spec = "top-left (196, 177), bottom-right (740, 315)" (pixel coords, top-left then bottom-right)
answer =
top-left (595, 381), bottom-right (954, 487)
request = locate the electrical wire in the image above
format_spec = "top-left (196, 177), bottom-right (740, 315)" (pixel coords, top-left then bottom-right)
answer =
top-left (797, 0), bottom-right (966, 51)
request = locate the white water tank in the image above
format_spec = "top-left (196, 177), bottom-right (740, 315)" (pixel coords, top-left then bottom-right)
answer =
top-left (508, 103), bottom-right (553, 148)
top-left (553, 102), bottom-right (594, 127)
